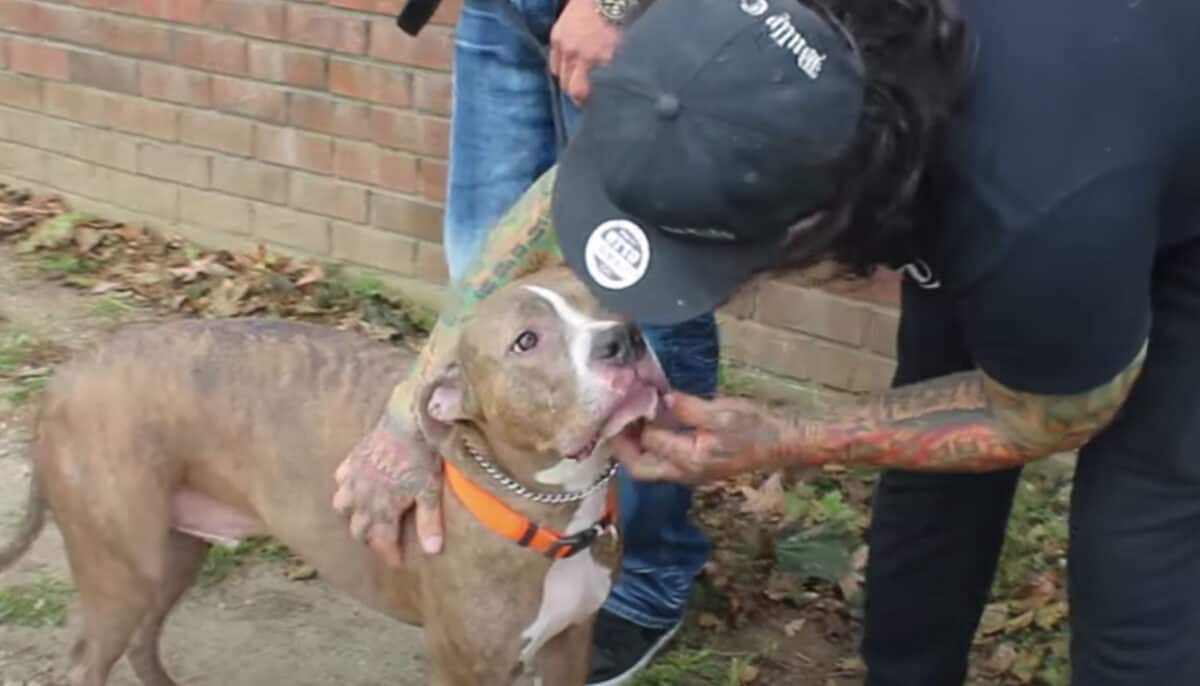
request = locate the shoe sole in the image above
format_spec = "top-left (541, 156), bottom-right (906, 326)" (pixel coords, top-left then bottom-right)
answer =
top-left (585, 620), bottom-right (683, 686)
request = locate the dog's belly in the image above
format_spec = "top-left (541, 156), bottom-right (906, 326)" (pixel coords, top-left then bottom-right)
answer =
top-left (172, 489), bottom-right (267, 545)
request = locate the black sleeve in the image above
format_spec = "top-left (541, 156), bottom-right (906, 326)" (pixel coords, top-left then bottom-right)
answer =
top-left (956, 167), bottom-right (1158, 395)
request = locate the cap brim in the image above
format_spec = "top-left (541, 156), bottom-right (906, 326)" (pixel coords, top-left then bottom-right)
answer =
top-left (553, 135), bottom-right (780, 326)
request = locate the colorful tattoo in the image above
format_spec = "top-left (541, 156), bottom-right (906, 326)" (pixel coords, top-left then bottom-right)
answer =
top-left (782, 341), bottom-right (1149, 471)
top-left (385, 167), bottom-right (563, 422)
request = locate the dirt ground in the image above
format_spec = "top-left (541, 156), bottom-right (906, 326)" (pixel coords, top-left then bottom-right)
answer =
top-left (0, 252), bottom-right (432, 686)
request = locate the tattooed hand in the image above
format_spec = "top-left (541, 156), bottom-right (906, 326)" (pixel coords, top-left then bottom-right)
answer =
top-left (333, 408), bottom-right (443, 568)
top-left (613, 392), bottom-right (796, 484)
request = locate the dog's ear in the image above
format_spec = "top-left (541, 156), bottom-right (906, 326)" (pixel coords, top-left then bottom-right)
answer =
top-left (426, 362), bottom-right (470, 424)
top-left (415, 362), bottom-right (476, 447)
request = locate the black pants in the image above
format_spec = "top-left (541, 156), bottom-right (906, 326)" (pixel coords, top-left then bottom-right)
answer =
top-left (861, 448), bottom-right (1200, 685)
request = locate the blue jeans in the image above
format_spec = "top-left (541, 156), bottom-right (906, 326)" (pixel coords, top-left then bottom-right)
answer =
top-left (445, 0), bottom-right (716, 630)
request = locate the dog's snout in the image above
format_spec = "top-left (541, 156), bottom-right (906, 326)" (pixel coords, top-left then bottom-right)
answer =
top-left (590, 323), bottom-right (646, 365)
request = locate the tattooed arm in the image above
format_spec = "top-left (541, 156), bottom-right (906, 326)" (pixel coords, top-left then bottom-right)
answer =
top-left (332, 168), bottom-right (561, 564)
top-left (619, 341), bottom-right (1147, 483)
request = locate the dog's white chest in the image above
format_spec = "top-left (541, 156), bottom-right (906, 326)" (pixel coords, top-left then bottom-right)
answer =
top-left (518, 487), bottom-right (614, 667)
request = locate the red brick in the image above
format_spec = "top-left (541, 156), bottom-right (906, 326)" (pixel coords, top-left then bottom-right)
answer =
top-left (70, 51), bottom-right (140, 94)
top-left (180, 109), bottom-right (253, 156)
top-left (38, 4), bottom-right (104, 47)
top-left (289, 93), bottom-right (371, 140)
top-left (756, 279), bottom-right (870, 347)
top-left (415, 241), bottom-right (448, 285)
top-left (413, 71), bottom-right (451, 115)
top-left (431, 0), bottom-right (462, 26)
top-left (328, 59), bottom-right (411, 107)
top-left (211, 155), bottom-right (288, 204)
top-left (290, 171), bottom-right (368, 223)
top-left (369, 23), bottom-right (453, 71)
top-left (109, 95), bottom-right (180, 141)
top-left (331, 222), bottom-right (418, 274)
top-left (333, 139), bottom-right (376, 185)
top-left (180, 186), bottom-right (253, 235)
top-left (417, 158), bottom-right (446, 203)
top-left (43, 82), bottom-right (109, 126)
top-left (104, 14), bottom-right (173, 60)
top-left (378, 149), bottom-right (418, 193)
top-left (174, 30), bottom-right (248, 75)
top-left (328, 0), bottom-right (393, 13)
top-left (109, 169), bottom-right (179, 221)
top-left (0, 37), bottom-right (7, 69)
top-left (212, 76), bottom-right (288, 123)
top-left (208, 0), bottom-right (285, 40)
top-left (333, 140), bottom-right (418, 192)
top-left (253, 202), bottom-right (331, 255)
top-left (371, 191), bottom-right (442, 243)
top-left (137, 141), bottom-right (210, 187)
top-left (254, 124), bottom-right (333, 174)
top-left (863, 308), bottom-right (900, 359)
top-left (286, 4), bottom-right (368, 54)
top-left (7, 38), bottom-right (69, 80)
top-left (369, 107), bottom-right (418, 151)
top-left (140, 62), bottom-right (212, 106)
top-left (719, 318), bottom-right (812, 381)
top-left (415, 115), bottom-right (449, 158)
top-left (0, 0), bottom-right (46, 34)
top-left (170, 0), bottom-right (210, 24)
top-left (247, 43), bottom-right (327, 89)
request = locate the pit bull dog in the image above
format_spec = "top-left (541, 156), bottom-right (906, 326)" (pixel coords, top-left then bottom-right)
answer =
top-left (0, 266), bottom-right (668, 686)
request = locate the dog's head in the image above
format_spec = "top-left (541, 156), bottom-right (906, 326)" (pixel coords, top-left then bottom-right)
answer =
top-left (420, 266), bottom-right (667, 485)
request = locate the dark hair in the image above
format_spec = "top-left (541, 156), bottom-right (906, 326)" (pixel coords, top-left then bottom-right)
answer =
top-left (775, 0), bottom-right (976, 276)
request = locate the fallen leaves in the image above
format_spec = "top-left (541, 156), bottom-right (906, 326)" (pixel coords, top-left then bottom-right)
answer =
top-left (0, 183), bottom-right (431, 344)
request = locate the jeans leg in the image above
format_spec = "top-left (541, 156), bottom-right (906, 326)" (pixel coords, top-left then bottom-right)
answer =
top-left (602, 314), bottom-right (719, 629)
top-left (861, 468), bottom-right (1022, 686)
top-left (443, 0), bottom-right (560, 281)
top-left (1066, 441), bottom-right (1200, 685)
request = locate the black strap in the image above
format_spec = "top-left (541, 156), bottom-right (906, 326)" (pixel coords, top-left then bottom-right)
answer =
top-left (395, 0), bottom-right (443, 36)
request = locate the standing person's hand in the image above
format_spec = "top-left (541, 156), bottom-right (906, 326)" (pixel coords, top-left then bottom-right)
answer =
top-left (549, 0), bottom-right (623, 105)
top-left (612, 392), bottom-right (799, 484)
top-left (332, 407), bottom-right (444, 568)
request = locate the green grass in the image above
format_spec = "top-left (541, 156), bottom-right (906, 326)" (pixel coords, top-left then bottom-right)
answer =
top-left (631, 647), bottom-right (761, 686)
top-left (198, 537), bottom-right (292, 587)
top-left (0, 577), bottom-right (74, 627)
top-left (0, 333), bottom-right (54, 405)
top-left (90, 292), bottom-right (141, 319)
top-left (36, 254), bottom-right (98, 275)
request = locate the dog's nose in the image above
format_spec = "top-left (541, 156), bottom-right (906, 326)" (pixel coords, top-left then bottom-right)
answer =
top-left (590, 323), bottom-right (646, 365)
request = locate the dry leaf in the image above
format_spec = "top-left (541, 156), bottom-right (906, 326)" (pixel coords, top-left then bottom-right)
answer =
top-left (982, 642), bottom-right (1018, 675)
top-left (783, 618), bottom-right (806, 637)
top-left (738, 664), bottom-right (760, 683)
top-left (739, 472), bottom-right (785, 516)
top-left (698, 612), bottom-right (723, 629)
top-left (73, 226), bottom-right (103, 253)
top-left (1034, 601), bottom-right (1068, 630)
top-left (294, 263), bottom-right (324, 287)
top-left (1003, 609), bottom-right (1035, 633)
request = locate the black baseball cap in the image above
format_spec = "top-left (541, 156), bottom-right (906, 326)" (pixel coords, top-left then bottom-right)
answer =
top-left (553, 0), bottom-right (866, 325)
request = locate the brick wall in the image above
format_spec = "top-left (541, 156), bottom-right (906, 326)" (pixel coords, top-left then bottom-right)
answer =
top-left (0, 0), bottom-right (900, 395)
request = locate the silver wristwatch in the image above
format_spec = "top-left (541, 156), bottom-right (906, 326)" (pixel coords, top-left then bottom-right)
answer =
top-left (595, 0), bottom-right (640, 25)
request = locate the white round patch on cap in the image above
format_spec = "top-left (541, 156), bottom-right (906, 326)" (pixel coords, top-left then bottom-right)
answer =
top-left (584, 219), bottom-right (650, 291)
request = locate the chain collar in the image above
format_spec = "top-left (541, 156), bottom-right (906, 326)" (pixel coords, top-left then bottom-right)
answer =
top-left (459, 437), bottom-right (618, 505)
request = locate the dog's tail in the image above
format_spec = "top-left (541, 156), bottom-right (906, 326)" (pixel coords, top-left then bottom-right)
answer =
top-left (0, 458), bottom-right (46, 572)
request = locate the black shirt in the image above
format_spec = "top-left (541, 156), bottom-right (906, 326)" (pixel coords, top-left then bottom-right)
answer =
top-left (899, 0), bottom-right (1200, 474)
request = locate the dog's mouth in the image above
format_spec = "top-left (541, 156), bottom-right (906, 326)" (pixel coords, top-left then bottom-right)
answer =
top-left (565, 382), bottom-right (663, 461)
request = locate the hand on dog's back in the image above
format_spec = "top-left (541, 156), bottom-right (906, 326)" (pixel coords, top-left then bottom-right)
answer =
top-left (333, 407), bottom-right (444, 567)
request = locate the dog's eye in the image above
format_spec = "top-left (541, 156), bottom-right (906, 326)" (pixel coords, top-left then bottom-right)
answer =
top-left (511, 330), bottom-right (539, 353)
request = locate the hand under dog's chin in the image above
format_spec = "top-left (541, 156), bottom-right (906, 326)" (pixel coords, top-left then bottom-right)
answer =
top-left (562, 360), bottom-right (668, 462)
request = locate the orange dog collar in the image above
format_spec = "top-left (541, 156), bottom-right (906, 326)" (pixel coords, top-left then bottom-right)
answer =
top-left (443, 459), bottom-right (618, 560)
